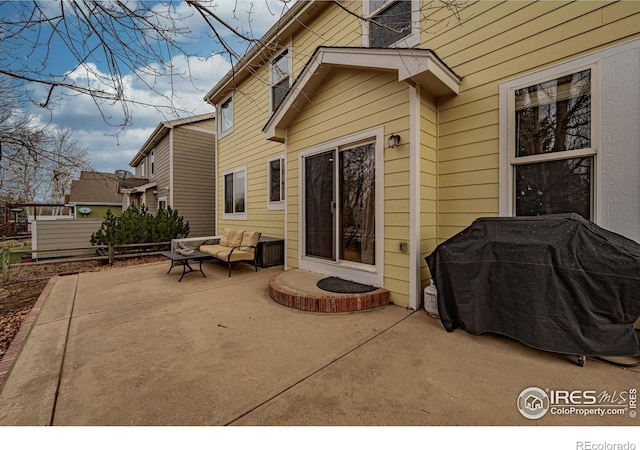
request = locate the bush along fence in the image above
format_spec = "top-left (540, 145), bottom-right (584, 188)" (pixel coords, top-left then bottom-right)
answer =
top-left (1, 241), bottom-right (171, 282)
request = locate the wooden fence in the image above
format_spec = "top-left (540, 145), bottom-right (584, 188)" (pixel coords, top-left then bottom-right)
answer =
top-left (2, 242), bottom-right (170, 282)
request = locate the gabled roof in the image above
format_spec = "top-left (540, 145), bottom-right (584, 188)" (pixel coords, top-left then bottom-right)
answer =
top-left (263, 46), bottom-right (462, 142)
top-left (67, 171), bottom-right (123, 205)
top-left (129, 112), bottom-right (216, 167)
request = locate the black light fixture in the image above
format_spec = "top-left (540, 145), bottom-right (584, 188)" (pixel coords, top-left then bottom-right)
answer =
top-left (388, 133), bottom-right (401, 148)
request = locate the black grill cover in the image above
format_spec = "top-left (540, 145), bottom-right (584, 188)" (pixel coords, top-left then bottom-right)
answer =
top-left (425, 214), bottom-right (640, 357)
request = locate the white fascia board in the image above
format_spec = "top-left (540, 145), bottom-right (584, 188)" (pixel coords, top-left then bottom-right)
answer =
top-left (263, 47), bottom-right (460, 141)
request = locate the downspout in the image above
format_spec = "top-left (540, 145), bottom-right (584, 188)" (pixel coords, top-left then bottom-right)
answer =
top-left (215, 107), bottom-right (219, 235)
top-left (169, 128), bottom-right (174, 207)
top-left (409, 84), bottom-right (421, 311)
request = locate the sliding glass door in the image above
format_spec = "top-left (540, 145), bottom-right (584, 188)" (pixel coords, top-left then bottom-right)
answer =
top-left (304, 141), bottom-right (376, 266)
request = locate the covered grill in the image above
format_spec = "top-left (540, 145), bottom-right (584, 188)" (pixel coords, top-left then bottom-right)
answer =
top-left (425, 214), bottom-right (640, 357)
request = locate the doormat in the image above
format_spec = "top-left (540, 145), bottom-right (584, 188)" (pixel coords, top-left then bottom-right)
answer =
top-left (316, 277), bottom-right (377, 294)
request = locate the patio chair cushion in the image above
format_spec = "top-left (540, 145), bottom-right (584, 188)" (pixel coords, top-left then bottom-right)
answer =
top-left (198, 244), bottom-right (228, 257)
top-left (219, 228), bottom-right (232, 247)
top-left (219, 228), bottom-right (245, 247)
top-left (216, 248), bottom-right (255, 262)
top-left (240, 231), bottom-right (260, 252)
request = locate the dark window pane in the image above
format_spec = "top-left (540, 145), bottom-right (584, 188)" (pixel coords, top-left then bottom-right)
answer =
top-left (515, 70), bottom-right (591, 157)
top-left (224, 174), bottom-right (234, 213)
top-left (340, 143), bottom-right (375, 265)
top-left (370, 1), bottom-right (412, 47)
top-left (272, 78), bottom-right (289, 111)
top-left (515, 157), bottom-right (592, 219)
top-left (270, 159), bottom-right (281, 202)
top-left (305, 151), bottom-right (335, 260)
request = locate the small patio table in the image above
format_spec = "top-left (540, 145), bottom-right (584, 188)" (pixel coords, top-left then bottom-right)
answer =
top-left (160, 250), bottom-right (213, 282)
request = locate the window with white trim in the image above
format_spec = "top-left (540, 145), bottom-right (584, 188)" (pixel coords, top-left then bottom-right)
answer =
top-left (158, 196), bottom-right (167, 211)
top-left (267, 155), bottom-right (285, 210)
top-left (140, 160), bottom-right (146, 177)
top-left (150, 151), bottom-right (155, 176)
top-left (223, 166), bottom-right (247, 220)
top-left (271, 49), bottom-right (290, 112)
top-left (364, 0), bottom-right (419, 48)
top-left (219, 96), bottom-right (233, 136)
top-left (509, 68), bottom-right (595, 219)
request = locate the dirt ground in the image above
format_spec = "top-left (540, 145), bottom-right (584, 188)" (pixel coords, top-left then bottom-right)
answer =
top-left (0, 256), bottom-right (165, 362)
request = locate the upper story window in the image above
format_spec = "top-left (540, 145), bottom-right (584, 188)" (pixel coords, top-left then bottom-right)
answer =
top-left (140, 160), bottom-right (146, 177)
top-left (150, 151), bottom-right (155, 176)
top-left (508, 68), bottom-right (595, 219)
top-left (365, 0), bottom-right (418, 48)
top-left (271, 49), bottom-right (291, 112)
top-left (220, 96), bottom-right (233, 136)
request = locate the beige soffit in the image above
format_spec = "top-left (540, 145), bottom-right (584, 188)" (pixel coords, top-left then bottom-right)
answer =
top-left (263, 46), bottom-right (462, 142)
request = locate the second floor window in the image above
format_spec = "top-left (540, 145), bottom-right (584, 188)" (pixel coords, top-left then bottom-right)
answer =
top-left (140, 160), bottom-right (146, 177)
top-left (368, 1), bottom-right (413, 48)
top-left (271, 49), bottom-right (290, 111)
top-left (150, 151), bottom-right (155, 175)
top-left (220, 96), bottom-right (233, 135)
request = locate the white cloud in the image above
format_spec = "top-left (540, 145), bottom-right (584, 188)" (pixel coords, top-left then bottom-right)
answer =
top-left (37, 52), bottom-right (229, 173)
top-left (23, 0), bottom-right (291, 174)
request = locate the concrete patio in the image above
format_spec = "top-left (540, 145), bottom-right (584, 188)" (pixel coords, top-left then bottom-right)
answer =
top-left (0, 260), bottom-right (638, 426)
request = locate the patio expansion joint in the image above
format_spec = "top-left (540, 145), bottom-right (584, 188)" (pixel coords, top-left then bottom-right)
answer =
top-left (48, 275), bottom-right (80, 426)
top-left (224, 308), bottom-right (417, 426)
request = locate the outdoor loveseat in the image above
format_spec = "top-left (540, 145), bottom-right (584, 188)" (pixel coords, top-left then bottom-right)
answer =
top-left (196, 228), bottom-right (261, 277)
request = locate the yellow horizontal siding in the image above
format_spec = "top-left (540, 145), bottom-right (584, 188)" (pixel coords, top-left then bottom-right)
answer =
top-left (431, 1), bottom-right (640, 248)
top-left (216, 59), bottom-right (287, 238)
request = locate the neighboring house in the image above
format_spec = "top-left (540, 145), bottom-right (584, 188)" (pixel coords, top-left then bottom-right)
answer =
top-left (204, 1), bottom-right (640, 309)
top-left (124, 113), bottom-right (216, 237)
top-left (66, 171), bottom-right (123, 219)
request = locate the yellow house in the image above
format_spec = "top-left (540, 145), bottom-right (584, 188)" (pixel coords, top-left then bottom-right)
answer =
top-left (204, 1), bottom-right (640, 309)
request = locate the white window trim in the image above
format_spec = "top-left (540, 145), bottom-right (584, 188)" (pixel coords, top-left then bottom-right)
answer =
top-left (297, 127), bottom-right (384, 287)
top-left (150, 151), bottom-right (155, 176)
top-left (362, 0), bottom-right (420, 49)
top-left (499, 60), bottom-right (602, 222)
top-left (219, 94), bottom-right (234, 139)
top-left (270, 44), bottom-right (292, 113)
top-left (223, 165), bottom-right (248, 220)
top-left (267, 154), bottom-right (286, 211)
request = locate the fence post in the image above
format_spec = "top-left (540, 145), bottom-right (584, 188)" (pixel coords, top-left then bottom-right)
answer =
top-left (108, 244), bottom-right (114, 266)
top-left (2, 247), bottom-right (9, 282)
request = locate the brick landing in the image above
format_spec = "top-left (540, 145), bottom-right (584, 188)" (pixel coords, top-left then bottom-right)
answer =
top-left (268, 270), bottom-right (390, 313)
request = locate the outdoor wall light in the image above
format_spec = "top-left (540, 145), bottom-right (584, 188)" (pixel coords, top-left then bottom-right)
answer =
top-left (388, 133), bottom-right (401, 148)
top-left (153, 190), bottom-right (158, 196)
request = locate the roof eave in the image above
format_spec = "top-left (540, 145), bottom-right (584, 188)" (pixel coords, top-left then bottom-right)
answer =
top-left (263, 47), bottom-right (461, 142)
top-left (204, 1), bottom-right (330, 105)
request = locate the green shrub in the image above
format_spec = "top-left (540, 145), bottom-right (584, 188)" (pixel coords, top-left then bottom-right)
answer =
top-left (90, 205), bottom-right (190, 247)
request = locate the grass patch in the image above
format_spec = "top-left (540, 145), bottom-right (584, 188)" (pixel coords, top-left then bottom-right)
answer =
top-left (8, 246), bottom-right (32, 264)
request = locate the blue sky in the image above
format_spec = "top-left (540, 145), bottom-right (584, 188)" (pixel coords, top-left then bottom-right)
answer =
top-left (2, 0), bottom-right (289, 174)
